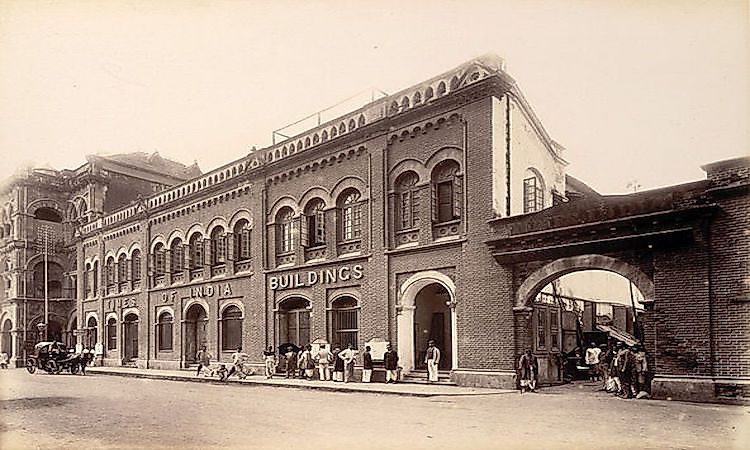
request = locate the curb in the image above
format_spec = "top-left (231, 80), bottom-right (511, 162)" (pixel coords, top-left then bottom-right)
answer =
top-left (86, 368), bottom-right (513, 398)
top-left (87, 368), bottom-right (514, 398)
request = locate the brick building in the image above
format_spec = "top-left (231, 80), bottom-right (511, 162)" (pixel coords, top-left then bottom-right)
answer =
top-left (1, 55), bottom-right (747, 402)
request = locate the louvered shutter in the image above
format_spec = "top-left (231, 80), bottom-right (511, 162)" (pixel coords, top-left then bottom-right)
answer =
top-left (300, 215), bottom-right (309, 248)
top-left (226, 232), bottom-right (235, 261)
top-left (453, 175), bottom-right (463, 219)
top-left (431, 182), bottom-right (438, 222)
top-left (204, 238), bottom-right (212, 266)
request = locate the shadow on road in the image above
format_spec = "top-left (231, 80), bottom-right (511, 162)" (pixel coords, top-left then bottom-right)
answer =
top-left (0, 396), bottom-right (79, 410)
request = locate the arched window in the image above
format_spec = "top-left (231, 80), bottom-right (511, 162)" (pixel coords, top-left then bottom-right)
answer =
top-left (106, 317), bottom-right (117, 350)
top-left (157, 312), bottom-right (173, 351)
top-left (211, 227), bottom-right (226, 265)
top-left (221, 305), bottom-right (243, 351)
top-left (33, 261), bottom-right (63, 298)
top-left (84, 263), bottom-right (91, 297)
top-left (233, 220), bottom-right (251, 261)
top-left (131, 250), bottom-right (141, 282)
top-left (86, 316), bottom-right (98, 348)
top-left (523, 169), bottom-right (545, 213)
top-left (189, 234), bottom-right (203, 269)
top-left (337, 189), bottom-right (362, 242)
top-left (431, 160), bottom-right (462, 223)
top-left (276, 207), bottom-right (295, 254)
top-left (92, 261), bottom-right (99, 297)
top-left (170, 238), bottom-right (184, 273)
top-left (34, 207), bottom-right (62, 223)
top-left (303, 199), bottom-right (326, 247)
top-left (117, 254), bottom-right (127, 283)
top-left (153, 243), bottom-right (166, 276)
top-left (329, 296), bottom-right (359, 349)
top-left (105, 256), bottom-right (115, 288)
top-left (277, 297), bottom-right (310, 346)
top-left (395, 171), bottom-right (420, 230)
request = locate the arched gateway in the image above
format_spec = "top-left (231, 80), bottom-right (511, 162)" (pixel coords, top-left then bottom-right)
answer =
top-left (397, 271), bottom-right (457, 375)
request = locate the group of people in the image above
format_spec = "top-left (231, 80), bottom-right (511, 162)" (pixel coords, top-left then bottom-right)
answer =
top-left (518, 341), bottom-right (649, 398)
top-left (590, 341), bottom-right (649, 399)
top-left (193, 341), bottom-right (420, 384)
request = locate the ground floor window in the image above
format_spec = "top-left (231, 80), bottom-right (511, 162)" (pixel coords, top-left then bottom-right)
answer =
top-left (157, 312), bottom-right (173, 351)
top-left (106, 318), bottom-right (117, 350)
top-left (329, 296), bottom-right (359, 348)
top-left (221, 306), bottom-right (243, 350)
top-left (277, 297), bottom-right (310, 347)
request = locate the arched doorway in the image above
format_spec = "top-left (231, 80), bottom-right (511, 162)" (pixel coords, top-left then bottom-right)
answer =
top-left (184, 304), bottom-right (208, 363)
top-left (413, 284), bottom-right (452, 370)
top-left (85, 316), bottom-right (98, 349)
top-left (122, 313), bottom-right (138, 362)
top-left (276, 297), bottom-right (310, 348)
top-left (66, 317), bottom-right (77, 348)
top-left (1, 319), bottom-right (12, 358)
top-left (520, 264), bottom-right (649, 387)
top-left (397, 271), bottom-right (457, 374)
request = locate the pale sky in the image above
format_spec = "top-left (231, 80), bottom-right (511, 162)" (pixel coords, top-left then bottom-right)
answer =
top-left (0, 0), bottom-right (747, 194)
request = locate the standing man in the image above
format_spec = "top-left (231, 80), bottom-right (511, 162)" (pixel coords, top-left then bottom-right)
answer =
top-left (196, 344), bottom-right (212, 377)
top-left (383, 343), bottom-right (399, 384)
top-left (585, 342), bottom-right (601, 381)
top-left (315, 343), bottom-right (333, 381)
top-left (361, 345), bottom-right (373, 383)
top-left (633, 345), bottom-right (649, 397)
top-left (518, 348), bottom-right (539, 393)
top-left (299, 345), bottom-right (316, 380)
top-left (263, 345), bottom-right (276, 379)
top-left (425, 340), bottom-right (441, 383)
top-left (617, 344), bottom-right (635, 399)
top-left (338, 343), bottom-right (357, 383)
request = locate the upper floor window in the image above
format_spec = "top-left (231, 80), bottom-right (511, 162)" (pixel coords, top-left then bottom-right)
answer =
top-left (84, 263), bottom-right (91, 297)
top-left (115, 254), bottom-right (126, 285)
top-left (211, 227), bottom-right (226, 266)
top-left (153, 243), bottom-right (166, 276)
top-left (92, 261), bottom-right (99, 295)
top-left (431, 160), bottom-right (462, 224)
top-left (105, 257), bottom-right (115, 287)
top-left (34, 207), bottom-right (62, 223)
top-left (395, 171), bottom-right (420, 230)
top-left (189, 234), bottom-right (203, 269)
top-left (170, 238), bottom-right (184, 273)
top-left (276, 207), bottom-right (295, 254)
top-left (338, 189), bottom-right (362, 242)
top-left (523, 169), bottom-right (545, 213)
top-left (303, 199), bottom-right (326, 247)
top-left (233, 220), bottom-right (251, 261)
top-left (131, 250), bottom-right (141, 282)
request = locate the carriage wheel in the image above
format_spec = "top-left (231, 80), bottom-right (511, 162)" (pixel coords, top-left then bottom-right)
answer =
top-left (44, 360), bottom-right (58, 374)
top-left (69, 363), bottom-right (80, 375)
top-left (25, 358), bottom-right (36, 374)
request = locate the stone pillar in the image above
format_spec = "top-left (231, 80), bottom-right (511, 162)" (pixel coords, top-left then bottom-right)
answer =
top-left (396, 304), bottom-right (415, 375)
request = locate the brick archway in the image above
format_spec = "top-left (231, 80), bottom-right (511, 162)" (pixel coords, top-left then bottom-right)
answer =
top-left (516, 254), bottom-right (654, 309)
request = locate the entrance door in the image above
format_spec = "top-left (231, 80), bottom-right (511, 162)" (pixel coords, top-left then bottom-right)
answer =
top-left (413, 283), bottom-right (452, 370)
top-left (184, 304), bottom-right (208, 363)
top-left (1, 319), bottom-right (12, 358)
top-left (123, 314), bottom-right (138, 361)
top-left (277, 297), bottom-right (310, 347)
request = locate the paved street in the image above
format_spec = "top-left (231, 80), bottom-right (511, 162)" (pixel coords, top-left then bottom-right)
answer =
top-left (1, 369), bottom-right (747, 450)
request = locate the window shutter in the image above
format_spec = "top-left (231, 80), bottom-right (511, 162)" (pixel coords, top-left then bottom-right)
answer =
top-left (226, 232), bottom-right (235, 261)
top-left (431, 182), bottom-right (438, 222)
top-left (165, 249), bottom-right (172, 273)
top-left (185, 244), bottom-right (192, 269)
top-left (204, 239), bottom-right (212, 266)
top-left (242, 229), bottom-right (251, 258)
top-left (316, 210), bottom-right (325, 244)
top-left (147, 253), bottom-right (154, 276)
top-left (453, 175), bottom-right (463, 219)
top-left (300, 215), bottom-right (309, 248)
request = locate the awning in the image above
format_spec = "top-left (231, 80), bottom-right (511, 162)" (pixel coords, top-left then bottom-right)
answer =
top-left (596, 324), bottom-right (639, 346)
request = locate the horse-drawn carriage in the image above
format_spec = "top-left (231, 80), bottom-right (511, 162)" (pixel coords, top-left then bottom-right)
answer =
top-left (25, 341), bottom-right (90, 375)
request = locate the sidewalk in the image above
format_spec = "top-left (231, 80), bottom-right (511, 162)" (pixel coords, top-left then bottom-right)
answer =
top-left (86, 366), bottom-right (515, 397)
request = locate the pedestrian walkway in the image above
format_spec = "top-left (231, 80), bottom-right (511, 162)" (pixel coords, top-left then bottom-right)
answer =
top-left (86, 366), bottom-right (514, 397)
